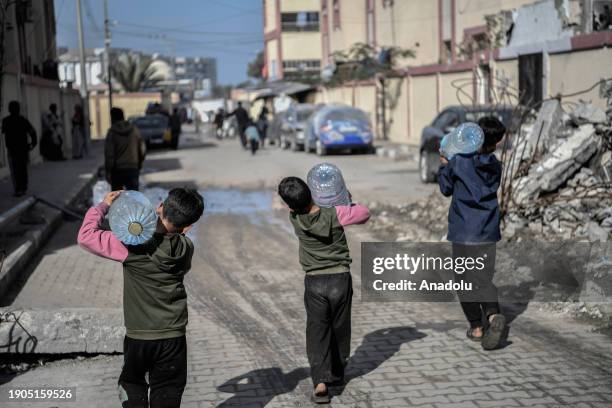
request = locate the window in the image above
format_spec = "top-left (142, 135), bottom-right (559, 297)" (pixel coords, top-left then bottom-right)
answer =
top-left (333, 0), bottom-right (341, 29)
top-left (282, 59), bottom-right (321, 71)
top-left (281, 12), bottom-right (319, 31)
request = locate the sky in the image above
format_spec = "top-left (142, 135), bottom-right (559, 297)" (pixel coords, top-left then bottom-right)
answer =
top-left (54, 0), bottom-right (264, 85)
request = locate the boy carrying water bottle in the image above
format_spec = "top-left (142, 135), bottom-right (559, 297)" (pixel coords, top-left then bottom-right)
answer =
top-left (438, 116), bottom-right (507, 350)
top-left (278, 172), bottom-right (370, 404)
top-left (78, 188), bottom-right (204, 407)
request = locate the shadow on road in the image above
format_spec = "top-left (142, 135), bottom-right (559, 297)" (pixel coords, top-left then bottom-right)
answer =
top-left (215, 326), bottom-right (425, 406)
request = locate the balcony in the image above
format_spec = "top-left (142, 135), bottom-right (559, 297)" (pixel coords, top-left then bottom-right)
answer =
top-left (281, 21), bottom-right (319, 32)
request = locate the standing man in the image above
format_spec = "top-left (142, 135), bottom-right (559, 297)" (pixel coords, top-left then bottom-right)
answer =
top-left (2, 101), bottom-right (37, 197)
top-left (169, 108), bottom-right (182, 150)
top-left (105, 107), bottom-right (146, 191)
top-left (227, 101), bottom-right (249, 148)
top-left (41, 103), bottom-right (65, 161)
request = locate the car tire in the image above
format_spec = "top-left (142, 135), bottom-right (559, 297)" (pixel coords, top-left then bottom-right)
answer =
top-left (419, 151), bottom-right (438, 183)
top-left (315, 140), bottom-right (327, 156)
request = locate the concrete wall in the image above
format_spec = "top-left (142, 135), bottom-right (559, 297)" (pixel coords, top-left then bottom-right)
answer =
top-left (281, 0), bottom-right (320, 12)
top-left (326, 0), bottom-right (367, 54)
top-left (89, 93), bottom-right (163, 139)
top-left (548, 48), bottom-right (612, 109)
top-left (264, 0), bottom-right (277, 32)
top-left (282, 31), bottom-right (322, 60)
top-left (410, 75), bottom-right (438, 146)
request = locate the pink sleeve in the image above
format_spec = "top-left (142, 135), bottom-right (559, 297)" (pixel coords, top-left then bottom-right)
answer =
top-left (335, 204), bottom-right (371, 226)
top-left (77, 202), bottom-right (128, 262)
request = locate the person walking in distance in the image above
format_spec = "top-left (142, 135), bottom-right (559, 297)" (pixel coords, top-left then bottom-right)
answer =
top-left (2, 101), bottom-right (37, 197)
top-left (169, 108), bottom-right (182, 150)
top-left (227, 101), bottom-right (249, 148)
top-left (257, 105), bottom-right (269, 148)
top-left (105, 107), bottom-right (146, 191)
top-left (71, 104), bottom-right (87, 159)
top-left (40, 103), bottom-right (65, 161)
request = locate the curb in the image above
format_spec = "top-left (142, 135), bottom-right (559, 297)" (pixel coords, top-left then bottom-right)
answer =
top-left (0, 166), bottom-right (102, 301)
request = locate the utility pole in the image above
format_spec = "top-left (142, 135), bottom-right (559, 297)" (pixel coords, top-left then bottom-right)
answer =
top-left (76, 0), bottom-right (91, 143)
top-left (104, 0), bottom-right (112, 111)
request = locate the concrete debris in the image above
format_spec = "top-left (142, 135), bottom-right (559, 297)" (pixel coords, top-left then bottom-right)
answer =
top-left (570, 101), bottom-right (608, 125)
top-left (529, 99), bottom-right (564, 154)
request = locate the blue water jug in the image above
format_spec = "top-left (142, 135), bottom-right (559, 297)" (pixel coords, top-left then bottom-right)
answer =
top-left (440, 122), bottom-right (484, 160)
top-left (307, 163), bottom-right (351, 207)
top-left (108, 190), bottom-right (157, 245)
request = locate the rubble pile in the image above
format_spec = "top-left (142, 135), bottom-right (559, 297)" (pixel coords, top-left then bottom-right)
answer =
top-left (504, 100), bottom-right (612, 242)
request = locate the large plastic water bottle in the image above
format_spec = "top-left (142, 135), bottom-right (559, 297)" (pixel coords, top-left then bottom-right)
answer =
top-left (307, 163), bottom-right (351, 207)
top-left (92, 180), bottom-right (111, 205)
top-left (440, 122), bottom-right (484, 160)
top-left (108, 190), bottom-right (157, 245)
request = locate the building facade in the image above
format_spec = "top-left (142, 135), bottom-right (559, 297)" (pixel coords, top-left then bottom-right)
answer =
top-left (264, 0), bottom-right (323, 80)
top-left (1, 0), bottom-right (81, 179)
top-left (264, 0), bottom-right (612, 146)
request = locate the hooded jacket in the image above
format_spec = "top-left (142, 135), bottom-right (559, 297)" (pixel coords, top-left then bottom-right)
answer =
top-left (438, 152), bottom-right (502, 244)
top-left (290, 205), bottom-right (370, 274)
top-left (105, 120), bottom-right (145, 173)
top-left (78, 203), bottom-right (193, 340)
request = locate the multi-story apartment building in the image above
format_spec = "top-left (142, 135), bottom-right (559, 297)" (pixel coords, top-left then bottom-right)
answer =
top-left (263, 0), bottom-right (323, 80)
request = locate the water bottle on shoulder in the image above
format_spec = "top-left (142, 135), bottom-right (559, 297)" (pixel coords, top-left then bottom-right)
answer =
top-left (307, 163), bottom-right (351, 207)
top-left (440, 122), bottom-right (484, 160)
top-left (108, 190), bottom-right (157, 245)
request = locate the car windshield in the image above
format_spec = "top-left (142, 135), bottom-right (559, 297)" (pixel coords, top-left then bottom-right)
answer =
top-left (323, 109), bottom-right (369, 123)
top-left (133, 116), bottom-right (167, 128)
top-left (296, 109), bottom-right (315, 122)
top-left (465, 110), bottom-right (512, 126)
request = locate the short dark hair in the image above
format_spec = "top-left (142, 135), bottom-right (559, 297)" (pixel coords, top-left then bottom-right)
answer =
top-left (110, 107), bottom-right (125, 123)
top-left (162, 188), bottom-right (205, 229)
top-left (478, 116), bottom-right (506, 147)
top-left (49, 103), bottom-right (57, 112)
top-left (8, 101), bottom-right (20, 115)
top-left (278, 177), bottom-right (312, 214)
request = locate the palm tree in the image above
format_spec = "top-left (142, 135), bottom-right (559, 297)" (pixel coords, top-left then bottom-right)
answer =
top-left (110, 53), bottom-right (163, 92)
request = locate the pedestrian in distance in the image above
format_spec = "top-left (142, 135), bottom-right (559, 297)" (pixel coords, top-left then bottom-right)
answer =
top-left (227, 101), bottom-right (249, 149)
top-left (1, 101), bottom-right (37, 197)
top-left (105, 107), bottom-right (146, 191)
top-left (40, 103), bottom-right (65, 161)
top-left (277, 177), bottom-right (370, 404)
top-left (71, 104), bottom-right (86, 159)
top-left (245, 119), bottom-right (260, 155)
top-left (257, 105), bottom-right (269, 148)
top-left (438, 116), bottom-right (507, 350)
top-left (170, 107), bottom-right (182, 150)
top-left (213, 108), bottom-right (225, 139)
top-left (78, 187), bottom-right (204, 408)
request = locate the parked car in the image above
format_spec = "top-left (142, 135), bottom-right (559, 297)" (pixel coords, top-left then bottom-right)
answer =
top-left (304, 105), bottom-right (374, 156)
top-left (419, 105), bottom-right (515, 183)
top-left (279, 104), bottom-right (319, 151)
top-left (130, 114), bottom-right (171, 147)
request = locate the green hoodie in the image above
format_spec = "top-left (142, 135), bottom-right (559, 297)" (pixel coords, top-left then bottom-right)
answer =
top-left (122, 233), bottom-right (193, 340)
top-left (104, 120), bottom-right (146, 173)
top-left (289, 207), bottom-right (351, 274)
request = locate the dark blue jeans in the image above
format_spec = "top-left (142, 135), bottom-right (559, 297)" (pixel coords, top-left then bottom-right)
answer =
top-left (304, 272), bottom-right (353, 386)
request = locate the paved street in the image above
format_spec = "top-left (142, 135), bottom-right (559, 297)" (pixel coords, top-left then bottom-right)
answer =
top-left (2, 129), bottom-right (612, 408)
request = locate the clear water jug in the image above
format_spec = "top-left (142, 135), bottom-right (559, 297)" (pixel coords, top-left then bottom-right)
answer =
top-left (440, 122), bottom-right (484, 160)
top-left (92, 180), bottom-right (110, 205)
top-left (108, 190), bottom-right (157, 245)
top-left (307, 163), bottom-right (351, 207)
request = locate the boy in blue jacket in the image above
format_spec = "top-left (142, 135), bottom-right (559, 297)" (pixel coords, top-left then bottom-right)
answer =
top-left (438, 116), bottom-right (506, 350)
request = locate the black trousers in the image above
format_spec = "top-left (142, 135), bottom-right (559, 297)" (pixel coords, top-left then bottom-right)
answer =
top-left (304, 272), bottom-right (352, 386)
top-left (118, 336), bottom-right (187, 408)
top-left (250, 139), bottom-right (259, 155)
top-left (238, 125), bottom-right (247, 148)
top-left (452, 243), bottom-right (500, 328)
top-left (7, 151), bottom-right (28, 193)
top-left (111, 168), bottom-right (140, 191)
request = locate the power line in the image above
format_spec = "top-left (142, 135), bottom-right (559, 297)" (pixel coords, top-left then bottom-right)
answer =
top-left (115, 20), bottom-right (261, 36)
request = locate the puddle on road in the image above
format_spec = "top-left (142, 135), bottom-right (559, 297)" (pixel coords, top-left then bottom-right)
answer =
top-left (141, 187), bottom-right (291, 242)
